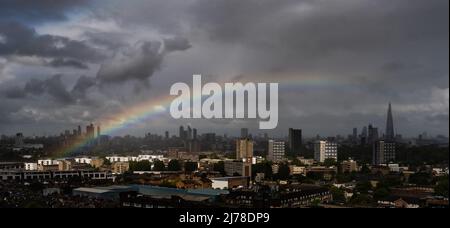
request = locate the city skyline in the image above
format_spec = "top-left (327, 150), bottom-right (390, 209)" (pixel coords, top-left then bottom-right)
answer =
top-left (0, 0), bottom-right (448, 138)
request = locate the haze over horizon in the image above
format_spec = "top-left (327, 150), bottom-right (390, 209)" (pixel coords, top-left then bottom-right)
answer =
top-left (0, 0), bottom-right (448, 138)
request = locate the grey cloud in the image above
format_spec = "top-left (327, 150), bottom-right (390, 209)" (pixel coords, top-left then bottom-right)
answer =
top-left (0, 21), bottom-right (103, 62)
top-left (96, 38), bottom-right (192, 84)
top-left (71, 76), bottom-right (97, 99)
top-left (2, 86), bottom-right (26, 99)
top-left (0, 0), bottom-right (89, 23)
top-left (45, 75), bottom-right (75, 104)
top-left (49, 58), bottom-right (89, 69)
top-left (6, 75), bottom-right (75, 105)
top-left (164, 37), bottom-right (192, 52)
top-left (24, 78), bottom-right (46, 95)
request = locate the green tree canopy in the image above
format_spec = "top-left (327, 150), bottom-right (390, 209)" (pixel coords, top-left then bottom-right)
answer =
top-left (184, 162), bottom-right (198, 172)
top-left (213, 161), bottom-right (225, 175)
top-left (152, 160), bottom-right (166, 171)
top-left (167, 159), bottom-right (182, 171)
top-left (129, 160), bottom-right (152, 171)
top-left (435, 175), bottom-right (449, 197)
top-left (330, 186), bottom-right (346, 203)
top-left (276, 163), bottom-right (291, 180)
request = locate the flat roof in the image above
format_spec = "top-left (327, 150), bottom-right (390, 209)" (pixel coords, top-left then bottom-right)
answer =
top-left (211, 177), bottom-right (249, 181)
top-left (73, 187), bottom-right (112, 194)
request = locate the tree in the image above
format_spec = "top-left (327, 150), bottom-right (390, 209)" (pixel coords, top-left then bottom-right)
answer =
top-left (103, 158), bottom-right (111, 166)
top-left (350, 194), bottom-right (374, 206)
top-left (360, 164), bottom-right (371, 174)
top-left (373, 188), bottom-right (390, 200)
top-left (330, 186), bottom-right (346, 204)
top-left (435, 176), bottom-right (449, 197)
top-left (291, 158), bottom-right (304, 166)
top-left (323, 158), bottom-right (337, 167)
top-left (213, 161), bottom-right (225, 175)
top-left (252, 162), bottom-right (273, 179)
top-left (355, 181), bottom-right (372, 194)
top-left (152, 160), bottom-right (166, 171)
top-left (276, 163), bottom-right (291, 180)
top-left (184, 162), bottom-right (198, 173)
top-left (129, 160), bottom-right (152, 171)
top-left (409, 172), bottom-right (433, 185)
top-left (167, 159), bottom-right (181, 171)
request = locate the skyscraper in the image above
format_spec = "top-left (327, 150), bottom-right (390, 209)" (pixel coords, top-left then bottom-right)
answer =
top-left (193, 128), bottom-right (197, 140)
top-left (314, 140), bottom-right (338, 163)
top-left (368, 124), bottom-right (379, 144)
top-left (179, 126), bottom-right (185, 139)
top-left (15, 133), bottom-right (24, 147)
top-left (241, 128), bottom-right (249, 139)
top-left (288, 128), bottom-right (302, 154)
top-left (187, 126), bottom-right (192, 140)
top-left (236, 138), bottom-right (254, 160)
top-left (268, 140), bottom-right (285, 162)
top-left (97, 125), bottom-right (101, 137)
top-left (385, 103), bottom-right (395, 141)
top-left (373, 140), bottom-right (396, 165)
top-left (353, 128), bottom-right (358, 139)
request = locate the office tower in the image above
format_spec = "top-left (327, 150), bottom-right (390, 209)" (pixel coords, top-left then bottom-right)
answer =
top-left (288, 128), bottom-right (302, 154)
top-left (15, 133), bottom-right (24, 147)
top-left (267, 140), bottom-right (285, 162)
top-left (187, 126), bottom-right (192, 140)
top-left (97, 125), bottom-right (101, 137)
top-left (353, 128), bottom-right (358, 139)
top-left (368, 124), bottom-right (379, 144)
top-left (193, 128), bottom-right (197, 140)
top-left (385, 103), bottom-right (395, 141)
top-left (86, 123), bottom-right (95, 139)
top-left (224, 160), bottom-right (252, 177)
top-left (241, 128), bottom-right (249, 139)
top-left (236, 138), bottom-right (254, 160)
top-left (179, 126), bottom-right (185, 139)
top-left (314, 140), bottom-right (338, 163)
top-left (165, 131), bottom-right (169, 140)
top-left (73, 129), bottom-right (77, 136)
top-left (373, 140), bottom-right (396, 165)
top-left (77, 125), bottom-right (82, 136)
top-left (361, 126), bottom-right (368, 138)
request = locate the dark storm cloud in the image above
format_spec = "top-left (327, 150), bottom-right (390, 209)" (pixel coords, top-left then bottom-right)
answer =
top-left (2, 86), bottom-right (26, 99)
top-left (0, 0), bottom-right (447, 137)
top-left (3, 75), bottom-right (75, 104)
top-left (24, 78), bottom-right (46, 95)
top-left (0, 21), bottom-right (103, 62)
top-left (96, 38), bottom-right (192, 84)
top-left (164, 37), bottom-right (192, 52)
top-left (45, 75), bottom-right (75, 104)
top-left (71, 75), bottom-right (96, 99)
top-left (191, 0), bottom-right (448, 74)
top-left (48, 58), bottom-right (89, 69)
top-left (0, 0), bottom-right (88, 23)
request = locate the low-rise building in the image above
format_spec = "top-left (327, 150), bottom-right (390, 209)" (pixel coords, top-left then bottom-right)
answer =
top-left (211, 177), bottom-right (249, 189)
top-left (25, 163), bottom-right (38, 171)
top-left (113, 162), bottom-right (130, 174)
top-left (58, 160), bottom-right (72, 171)
top-left (341, 159), bottom-right (358, 173)
top-left (289, 165), bottom-right (306, 175)
top-left (224, 160), bottom-right (251, 177)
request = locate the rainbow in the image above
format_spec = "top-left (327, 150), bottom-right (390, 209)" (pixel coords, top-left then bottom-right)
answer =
top-left (55, 75), bottom-right (349, 157)
top-left (54, 94), bottom-right (175, 157)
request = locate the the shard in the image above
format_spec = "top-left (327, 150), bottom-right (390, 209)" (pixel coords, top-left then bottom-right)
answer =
top-left (385, 103), bottom-right (395, 141)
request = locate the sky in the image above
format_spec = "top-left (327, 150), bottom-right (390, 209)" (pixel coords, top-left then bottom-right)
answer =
top-left (0, 0), bottom-right (448, 138)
